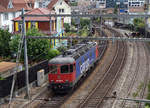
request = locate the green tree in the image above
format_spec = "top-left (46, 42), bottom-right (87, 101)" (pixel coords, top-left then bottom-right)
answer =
top-left (0, 29), bottom-right (11, 57)
top-left (10, 28), bottom-right (50, 61)
top-left (114, 5), bottom-right (118, 14)
top-left (133, 18), bottom-right (145, 31)
top-left (64, 23), bottom-right (70, 32)
top-left (80, 18), bottom-right (90, 29)
top-left (57, 46), bottom-right (67, 53)
top-left (45, 49), bottom-right (60, 59)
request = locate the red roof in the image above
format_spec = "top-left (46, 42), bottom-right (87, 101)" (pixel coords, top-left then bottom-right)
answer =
top-left (0, 0), bottom-right (9, 8)
top-left (0, 0), bottom-right (32, 12)
top-left (13, 8), bottom-right (55, 21)
top-left (47, 0), bottom-right (59, 10)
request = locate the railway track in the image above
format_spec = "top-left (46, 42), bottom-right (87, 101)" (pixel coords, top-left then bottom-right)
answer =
top-left (120, 42), bottom-right (140, 108)
top-left (77, 28), bottom-right (127, 108)
top-left (137, 43), bottom-right (149, 108)
top-left (34, 24), bottom-right (108, 108)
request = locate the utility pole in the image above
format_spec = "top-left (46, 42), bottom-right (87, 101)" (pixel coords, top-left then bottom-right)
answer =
top-left (22, 8), bottom-right (30, 99)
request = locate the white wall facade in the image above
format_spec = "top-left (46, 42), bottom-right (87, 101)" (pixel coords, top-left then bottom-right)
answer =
top-left (34, 0), bottom-right (51, 8)
top-left (54, 0), bottom-right (71, 24)
top-left (0, 11), bottom-right (21, 33)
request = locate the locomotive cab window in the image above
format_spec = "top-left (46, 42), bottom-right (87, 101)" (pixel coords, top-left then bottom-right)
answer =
top-left (70, 64), bottom-right (73, 73)
top-left (61, 65), bottom-right (69, 73)
top-left (49, 65), bottom-right (57, 74)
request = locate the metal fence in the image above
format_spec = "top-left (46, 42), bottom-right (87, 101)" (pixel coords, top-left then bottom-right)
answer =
top-left (0, 60), bottom-right (49, 98)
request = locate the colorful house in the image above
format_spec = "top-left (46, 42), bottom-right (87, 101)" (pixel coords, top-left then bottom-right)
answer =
top-left (13, 8), bottom-right (56, 35)
top-left (12, 8), bottom-right (65, 48)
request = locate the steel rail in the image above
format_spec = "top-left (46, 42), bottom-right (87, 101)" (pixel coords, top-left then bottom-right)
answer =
top-left (121, 42), bottom-right (140, 108)
top-left (78, 40), bottom-right (119, 108)
top-left (35, 21), bottom-right (108, 108)
top-left (137, 43), bottom-right (150, 108)
top-left (78, 28), bottom-right (126, 108)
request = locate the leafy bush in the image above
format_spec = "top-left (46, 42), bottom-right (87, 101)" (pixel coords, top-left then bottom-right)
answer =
top-left (64, 23), bottom-right (70, 32)
top-left (133, 18), bottom-right (145, 31)
top-left (57, 46), bottom-right (67, 53)
top-left (80, 18), bottom-right (90, 29)
top-left (146, 82), bottom-right (150, 106)
top-left (0, 29), bottom-right (11, 57)
top-left (10, 28), bottom-right (50, 61)
top-left (70, 2), bottom-right (78, 6)
top-left (45, 49), bottom-right (60, 59)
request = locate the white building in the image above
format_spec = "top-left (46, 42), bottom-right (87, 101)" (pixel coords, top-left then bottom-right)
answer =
top-left (0, 0), bottom-right (32, 33)
top-left (47, 0), bottom-right (71, 24)
top-left (128, 0), bottom-right (145, 7)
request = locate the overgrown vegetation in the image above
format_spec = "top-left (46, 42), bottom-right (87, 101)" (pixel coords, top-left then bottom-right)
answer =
top-left (64, 18), bottom-right (90, 37)
top-left (145, 82), bottom-right (150, 107)
top-left (0, 29), bottom-right (11, 57)
top-left (133, 18), bottom-right (145, 32)
top-left (9, 28), bottom-right (60, 62)
top-left (45, 49), bottom-right (60, 59)
top-left (70, 2), bottom-right (78, 6)
top-left (132, 82), bottom-right (144, 98)
top-left (10, 28), bottom-right (50, 61)
top-left (114, 5), bottom-right (118, 14)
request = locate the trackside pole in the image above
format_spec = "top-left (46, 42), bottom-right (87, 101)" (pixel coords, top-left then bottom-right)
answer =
top-left (22, 8), bottom-right (30, 99)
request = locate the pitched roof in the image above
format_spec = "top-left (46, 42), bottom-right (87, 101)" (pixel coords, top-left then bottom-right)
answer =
top-left (0, 0), bottom-right (32, 12)
top-left (13, 8), bottom-right (55, 21)
top-left (47, 0), bottom-right (59, 10)
top-left (0, 0), bottom-right (9, 8)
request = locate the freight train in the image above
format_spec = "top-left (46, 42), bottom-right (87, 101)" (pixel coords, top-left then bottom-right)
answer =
top-left (48, 42), bottom-right (101, 93)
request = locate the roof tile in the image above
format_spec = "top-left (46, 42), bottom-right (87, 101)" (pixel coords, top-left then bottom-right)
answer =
top-left (13, 8), bottom-right (55, 21)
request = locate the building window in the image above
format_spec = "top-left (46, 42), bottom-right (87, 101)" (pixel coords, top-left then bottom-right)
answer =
top-left (59, 9), bottom-right (65, 13)
top-left (39, 2), bottom-right (42, 8)
top-left (59, 9), bottom-right (61, 13)
top-left (62, 9), bottom-right (64, 13)
top-left (4, 13), bottom-right (8, 20)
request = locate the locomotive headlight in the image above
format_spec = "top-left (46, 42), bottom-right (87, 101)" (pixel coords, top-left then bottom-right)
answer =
top-left (51, 80), bottom-right (54, 82)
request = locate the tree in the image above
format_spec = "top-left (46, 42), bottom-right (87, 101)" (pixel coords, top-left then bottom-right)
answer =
top-left (45, 49), bottom-right (60, 59)
top-left (114, 5), bottom-right (118, 14)
top-left (80, 18), bottom-right (90, 29)
top-left (133, 18), bottom-right (145, 31)
top-left (57, 46), bottom-right (67, 53)
top-left (64, 23), bottom-right (70, 32)
top-left (0, 29), bottom-right (11, 57)
top-left (10, 28), bottom-right (50, 61)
